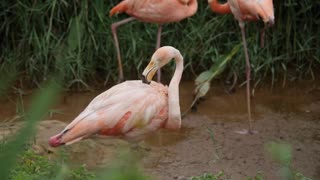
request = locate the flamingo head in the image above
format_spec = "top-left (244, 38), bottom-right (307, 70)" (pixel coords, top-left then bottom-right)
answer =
top-left (49, 128), bottom-right (88, 147)
top-left (49, 133), bottom-right (64, 147)
top-left (142, 46), bottom-right (181, 84)
top-left (49, 120), bottom-right (94, 147)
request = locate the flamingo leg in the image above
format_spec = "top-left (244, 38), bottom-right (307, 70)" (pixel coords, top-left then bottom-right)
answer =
top-left (156, 25), bottom-right (163, 82)
top-left (111, 17), bottom-right (135, 83)
top-left (260, 22), bottom-right (274, 48)
top-left (240, 23), bottom-right (253, 134)
top-left (260, 22), bottom-right (267, 48)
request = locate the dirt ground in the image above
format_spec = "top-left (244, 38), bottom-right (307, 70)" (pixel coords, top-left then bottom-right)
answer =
top-left (143, 110), bottom-right (320, 179)
top-left (1, 81), bottom-right (320, 179)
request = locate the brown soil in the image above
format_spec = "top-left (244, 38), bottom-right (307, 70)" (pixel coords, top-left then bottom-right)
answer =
top-left (1, 81), bottom-right (320, 179)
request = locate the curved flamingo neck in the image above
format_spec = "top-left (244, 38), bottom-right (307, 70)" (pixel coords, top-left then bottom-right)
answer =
top-left (209, 0), bottom-right (231, 14)
top-left (166, 52), bottom-right (184, 130)
top-left (169, 53), bottom-right (183, 89)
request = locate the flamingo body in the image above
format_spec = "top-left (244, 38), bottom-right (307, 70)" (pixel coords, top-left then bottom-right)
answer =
top-left (209, 0), bottom-right (274, 24)
top-left (50, 81), bottom-right (168, 146)
top-left (229, 0), bottom-right (274, 23)
top-left (110, 0), bottom-right (197, 23)
top-left (49, 46), bottom-right (183, 147)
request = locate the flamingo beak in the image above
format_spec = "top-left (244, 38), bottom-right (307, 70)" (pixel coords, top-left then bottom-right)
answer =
top-left (141, 74), bottom-right (150, 84)
top-left (179, 0), bottom-right (189, 5)
top-left (142, 60), bottom-right (157, 84)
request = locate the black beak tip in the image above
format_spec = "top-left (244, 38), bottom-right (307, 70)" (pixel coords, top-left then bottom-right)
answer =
top-left (141, 75), bottom-right (150, 84)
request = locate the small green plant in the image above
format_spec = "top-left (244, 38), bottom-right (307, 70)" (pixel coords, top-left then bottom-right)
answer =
top-left (294, 172), bottom-right (313, 180)
top-left (69, 165), bottom-right (96, 180)
top-left (189, 171), bottom-right (225, 180)
top-left (10, 150), bottom-right (58, 180)
top-left (246, 171), bottom-right (264, 180)
top-left (206, 128), bottom-right (220, 161)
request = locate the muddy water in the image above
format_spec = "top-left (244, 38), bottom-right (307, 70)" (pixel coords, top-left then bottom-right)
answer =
top-left (1, 81), bottom-right (318, 123)
top-left (1, 81), bottom-right (320, 179)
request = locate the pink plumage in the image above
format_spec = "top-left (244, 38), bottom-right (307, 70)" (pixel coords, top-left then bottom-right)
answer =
top-left (110, 0), bottom-right (198, 23)
top-left (49, 46), bottom-right (184, 147)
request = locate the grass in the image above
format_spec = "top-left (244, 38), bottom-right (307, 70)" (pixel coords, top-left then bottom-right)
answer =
top-left (0, 1), bottom-right (319, 90)
top-left (3, 147), bottom-right (149, 180)
top-left (9, 150), bottom-right (95, 180)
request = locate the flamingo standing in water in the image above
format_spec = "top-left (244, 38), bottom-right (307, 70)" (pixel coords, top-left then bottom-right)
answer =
top-left (110, 0), bottom-right (197, 83)
top-left (208, 0), bottom-right (274, 133)
top-left (49, 46), bottom-right (183, 147)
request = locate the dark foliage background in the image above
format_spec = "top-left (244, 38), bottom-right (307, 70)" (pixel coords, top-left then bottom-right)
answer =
top-left (0, 0), bottom-right (319, 89)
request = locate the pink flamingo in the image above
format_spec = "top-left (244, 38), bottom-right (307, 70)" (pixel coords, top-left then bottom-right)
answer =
top-left (110, 0), bottom-right (197, 82)
top-left (209, 0), bottom-right (274, 134)
top-left (49, 46), bottom-right (183, 147)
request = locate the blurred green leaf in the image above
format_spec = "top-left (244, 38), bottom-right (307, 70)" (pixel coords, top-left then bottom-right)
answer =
top-left (195, 81), bottom-right (210, 100)
top-left (0, 80), bottom-right (60, 179)
top-left (195, 71), bottom-right (212, 85)
top-left (183, 44), bottom-right (241, 114)
top-left (266, 142), bottom-right (292, 166)
top-left (265, 142), bottom-right (293, 180)
top-left (67, 15), bottom-right (84, 52)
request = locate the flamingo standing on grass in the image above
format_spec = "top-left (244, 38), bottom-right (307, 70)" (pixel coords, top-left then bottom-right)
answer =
top-left (110, 0), bottom-right (197, 83)
top-left (208, 0), bottom-right (274, 134)
top-left (49, 46), bottom-right (183, 147)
